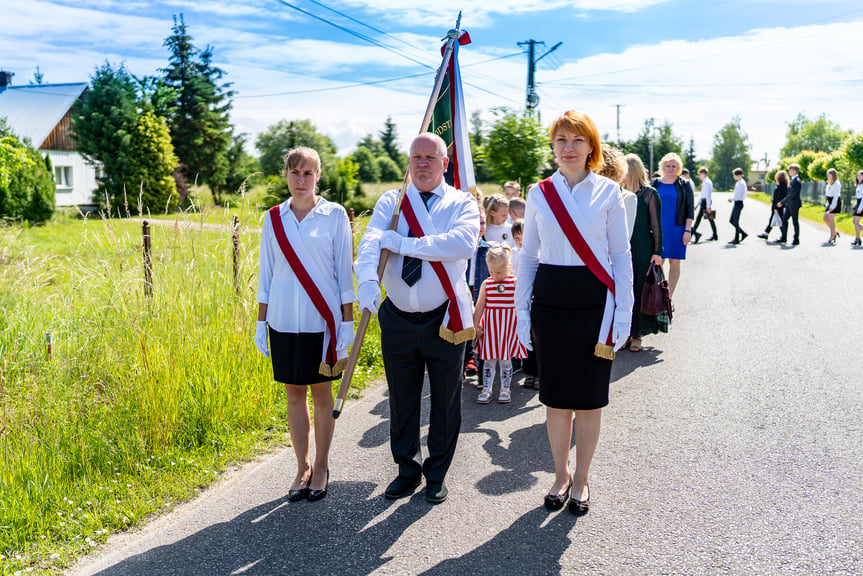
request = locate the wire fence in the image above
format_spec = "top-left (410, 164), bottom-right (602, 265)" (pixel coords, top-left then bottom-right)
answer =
top-left (763, 180), bottom-right (858, 214)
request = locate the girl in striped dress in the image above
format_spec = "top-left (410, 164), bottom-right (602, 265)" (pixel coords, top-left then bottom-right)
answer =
top-left (473, 245), bottom-right (528, 403)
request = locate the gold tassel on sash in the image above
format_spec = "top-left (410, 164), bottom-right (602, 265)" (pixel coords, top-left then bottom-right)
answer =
top-left (439, 325), bottom-right (476, 345)
top-left (318, 358), bottom-right (348, 378)
top-left (593, 343), bottom-right (615, 361)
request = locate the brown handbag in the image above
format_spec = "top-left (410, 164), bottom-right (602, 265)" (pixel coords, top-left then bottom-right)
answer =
top-left (640, 263), bottom-right (673, 320)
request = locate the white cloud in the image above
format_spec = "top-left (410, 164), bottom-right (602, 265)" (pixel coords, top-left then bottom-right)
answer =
top-left (529, 20), bottom-right (863, 162)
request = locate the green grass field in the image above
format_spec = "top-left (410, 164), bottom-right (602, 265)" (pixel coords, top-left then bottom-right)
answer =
top-left (0, 210), bottom-right (382, 574)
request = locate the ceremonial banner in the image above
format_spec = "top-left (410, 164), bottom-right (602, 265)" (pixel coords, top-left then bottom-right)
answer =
top-left (430, 31), bottom-right (476, 198)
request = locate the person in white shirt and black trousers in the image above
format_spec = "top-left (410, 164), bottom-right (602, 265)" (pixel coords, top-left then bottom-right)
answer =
top-left (692, 167), bottom-right (717, 241)
top-left (852, 171), bottom-right (863, 246)
top-left (777, 163), bottom-right (802, 245)
top-left (255, 147), bottom-right (356, 503)
top-left (727, 168), bottom-right (748, 244)
top-left (354, 133), bottom-right (480, 504)
top-left (516, 111), bottom-right (633, 517)
top-left (823, 168), bottom-right (842, 244)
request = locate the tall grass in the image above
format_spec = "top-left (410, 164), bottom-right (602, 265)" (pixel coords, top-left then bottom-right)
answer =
top-left (0, 209), bottom-right (382, 574)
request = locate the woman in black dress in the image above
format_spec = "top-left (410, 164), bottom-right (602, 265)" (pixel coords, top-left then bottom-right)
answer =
top-left (623, 154), bottom-right (666, 352)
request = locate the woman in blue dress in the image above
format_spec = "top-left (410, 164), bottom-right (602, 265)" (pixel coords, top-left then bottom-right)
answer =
top-left (651, 153), bottom-right (694, 298)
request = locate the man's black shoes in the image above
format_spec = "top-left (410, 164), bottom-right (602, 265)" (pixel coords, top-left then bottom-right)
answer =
top-left (425, 481), bottom-right (448, 504)
top-left (384, 475), bottom-right (422, 499)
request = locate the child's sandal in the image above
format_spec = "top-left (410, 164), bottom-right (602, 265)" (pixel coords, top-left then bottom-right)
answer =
top-left (498, 389), bottom-right (511, 403)
top-left (477, 389), bottom-right (492, 404)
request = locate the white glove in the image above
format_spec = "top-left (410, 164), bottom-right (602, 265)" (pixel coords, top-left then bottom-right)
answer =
top-left (336, 320), bottom-right (354, 353)
top-left (380, 230), bottom-right (403, 254)
top-left (612, 321), bottom-right (630, 352)
top-left (357, 280), bottom-right (382, 314)
top-left (254, 320), bottom-right (270, 358)
top-left (516, 309), bottom-right (533, 351)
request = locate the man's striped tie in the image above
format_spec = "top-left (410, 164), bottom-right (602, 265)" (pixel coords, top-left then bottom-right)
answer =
top-left (401, 191), bottom-right (434, 287)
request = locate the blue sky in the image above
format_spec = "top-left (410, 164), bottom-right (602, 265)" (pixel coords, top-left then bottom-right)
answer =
top-left (2, 0), bottom-right (862, 167)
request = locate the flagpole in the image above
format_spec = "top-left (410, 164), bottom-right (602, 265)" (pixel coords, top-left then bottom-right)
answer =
top-left (334, 14), bottom-right (463, 419)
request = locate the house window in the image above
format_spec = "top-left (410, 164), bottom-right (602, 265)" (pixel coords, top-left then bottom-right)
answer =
top-left (54, 166), bottom-right (73, 189)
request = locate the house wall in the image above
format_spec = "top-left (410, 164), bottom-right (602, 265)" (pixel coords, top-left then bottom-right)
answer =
top-left (42, 150), bottom-right (98, 207)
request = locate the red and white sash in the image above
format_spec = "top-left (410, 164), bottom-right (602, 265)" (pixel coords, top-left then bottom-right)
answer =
top-left (537, 177), bottom-right (617, 360)
top-left (268, 204), bottom-right (346, 376)
top-left (399, 187), bottom-right (475, 344)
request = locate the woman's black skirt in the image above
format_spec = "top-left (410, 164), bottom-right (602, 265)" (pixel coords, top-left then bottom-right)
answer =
top-left (854, 198), bottom-right (862, 214)
top-left (531, 264), bottom-right (612, 410)
top-left (268, 328), bottom-right (337, 385)
top-left (825, 197), bottom-right (842, 214)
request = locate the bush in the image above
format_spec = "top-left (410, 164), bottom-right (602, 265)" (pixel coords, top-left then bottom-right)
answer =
top-left (841, 132), bottom-right (863, 170)
top-left (376, 155), bottom-right (402, 182)
top-left (0, 133), bottom-right (55, 223)
top-left (351, 147), bottom-right (380, 182)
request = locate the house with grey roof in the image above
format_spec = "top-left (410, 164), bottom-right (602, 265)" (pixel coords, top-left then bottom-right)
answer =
top-left (0, 71), bottom-right (98, 208)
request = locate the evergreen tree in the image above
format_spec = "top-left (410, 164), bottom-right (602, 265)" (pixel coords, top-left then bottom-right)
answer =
top-left (684, 137), bottom-right (699, 184)
top-left (356, 134), bottom-right (384, 156)
top-left (379, 116), bottom-right (401, 164)
top-left (71, 62), bottom-right (139, 207)
top-left (161, 14), bottom-right (234, 203)
top-left (708, 117), bottom-right (751, 190)
top-left (468, 110), bottom-right (493, 182)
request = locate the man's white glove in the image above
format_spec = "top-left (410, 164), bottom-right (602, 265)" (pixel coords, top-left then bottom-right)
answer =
top-left (516, 309), bottom-right (533, 351)
top-left (612, 321), bottom-right (631, 352)
top-left (336, 320), bottom-right (355, 353)
top-left (357, 280), bottom-right (382, 314)
top-left (254, 320), bottom-right (270, 358)
top-left (380, 230), bottom-right (403, 254)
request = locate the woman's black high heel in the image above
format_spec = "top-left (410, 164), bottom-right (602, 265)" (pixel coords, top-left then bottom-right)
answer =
top-left (308, 470), bottom-right (329, 502)
top-left (288, 474), bottom-right (312, 502)
top-left (544, 479), bottom-right (572, 511)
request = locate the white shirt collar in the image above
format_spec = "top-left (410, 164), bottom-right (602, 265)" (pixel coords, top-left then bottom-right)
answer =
top-left (551, 169), bottom-right (596, 195)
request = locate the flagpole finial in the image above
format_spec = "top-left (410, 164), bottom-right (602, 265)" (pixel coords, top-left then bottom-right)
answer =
top-left (444, 12), bottom-right (461, 40)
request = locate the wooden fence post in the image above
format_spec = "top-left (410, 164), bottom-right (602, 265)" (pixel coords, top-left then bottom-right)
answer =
top-left (232, 214), bottom-right (240, 295)
top-left (143, 220), bottom-right (153, 297)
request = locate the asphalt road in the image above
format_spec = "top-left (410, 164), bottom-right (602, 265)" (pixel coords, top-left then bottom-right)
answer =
top-left (68, 193), bottom-right (863, 576)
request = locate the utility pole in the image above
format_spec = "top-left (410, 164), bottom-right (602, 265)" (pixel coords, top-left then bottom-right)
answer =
top-left (612, 104), bottom-right (624, 142)
top-left (517, 39), bottom-right (562, 113)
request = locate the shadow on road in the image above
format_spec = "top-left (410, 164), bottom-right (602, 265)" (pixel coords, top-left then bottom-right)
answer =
top-left (88, 482), bottom-right (433, 576)
top-left (610, 347), bottom-right (663, 383)
top-left (419, 507), bottom-right (575, 575)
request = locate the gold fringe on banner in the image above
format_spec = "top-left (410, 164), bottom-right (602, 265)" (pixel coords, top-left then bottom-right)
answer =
top-left (594, 343), bottom-right (615, 361)
top-left (439, 325), bottom-right (476, 345)
top-left (319, 358), bottom-right (348, 378)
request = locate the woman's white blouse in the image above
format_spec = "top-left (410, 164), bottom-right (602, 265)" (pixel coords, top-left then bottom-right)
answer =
top-left (857, 183), bottom-right (863, 200)
top-left (257, 198), bottom-right (356, 333)
top-left (515, 170), bottom-right (633, 318)
top-left (826, 181), bottom-right (841, 211)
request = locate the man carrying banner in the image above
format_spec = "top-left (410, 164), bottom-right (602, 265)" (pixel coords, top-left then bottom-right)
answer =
top-left (354, 132), bottom-right (480, 504)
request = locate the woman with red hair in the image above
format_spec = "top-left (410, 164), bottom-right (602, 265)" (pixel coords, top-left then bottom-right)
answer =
top-left (515, 110), bottom-right (633, 516)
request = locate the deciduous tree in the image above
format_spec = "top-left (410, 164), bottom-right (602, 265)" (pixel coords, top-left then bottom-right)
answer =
top-left (481, 108), bottom-right (548, 188)
top-left (780, 113), bottom-right (850, 158)
top-left (708, 117), bottom-right (751, 190)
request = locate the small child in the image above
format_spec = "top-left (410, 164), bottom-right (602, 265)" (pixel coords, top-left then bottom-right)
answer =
top-left (503, 180), bottom-right (521, 201)
top-left (508, 197), bottom-right (526, 222)
top-left (510, 218), bottom-right (523, 278)
top-left (485, 194), bottom-right (515, 248)
top-left (473, 245), bottom-right (528, 403)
